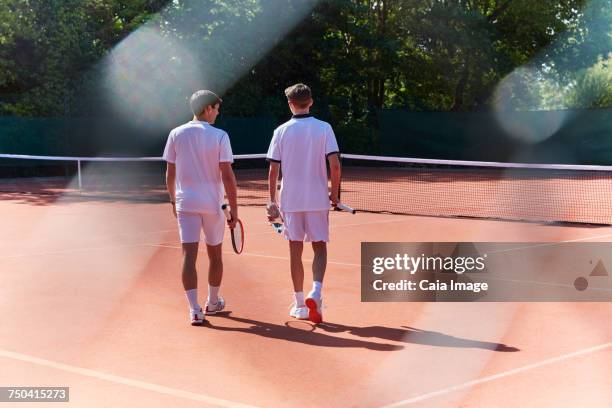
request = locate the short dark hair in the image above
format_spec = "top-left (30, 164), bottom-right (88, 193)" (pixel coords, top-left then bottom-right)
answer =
top-left (284, 83), bottom-right (312, 109)
top-left (189, 90), bottom-right (222, 116)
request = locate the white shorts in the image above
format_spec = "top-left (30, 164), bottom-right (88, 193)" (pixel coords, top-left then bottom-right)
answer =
top-left (281, 211), bottom-right (329, 242)
top-left (177, 211), bottom-right (225, 245)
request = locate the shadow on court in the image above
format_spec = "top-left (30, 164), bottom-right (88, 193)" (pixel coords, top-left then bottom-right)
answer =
top-left (0, 190), bottom-right (167, 206)
top-left (204, 314), bottom-right (404, 351)
top-left (203, 314), bottom-right (518, 352)
top-left (317, 322), bottom-right (520, 352)
top-left (0, 191), bottom-right (64, 205)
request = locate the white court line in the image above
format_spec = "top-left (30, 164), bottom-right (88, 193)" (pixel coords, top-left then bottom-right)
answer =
top-left (156, 242), bottom-right (612, 291)
top-left (487, 233), bottom-right (612, 255)
top-left (0, 216), bottom-right (406, 259)
top-left (0, 243), bottom-right (154, 260)
top-left (246, 215), bottom-right (408, 238)
top-left (149, 241), bottom-right (612, 283)
top-left (382, 342), bottom-right (612, 407)
top-left (329, 217), bottom-right (410, 230)
top-left (0, 227), bottom-right (178, 260)
top-left (4, 219), bottom-right (610, 263)
top-left (0, 349), bottom-right (257, 408)
top-left (91, 228), bottom-right (176, 240)
top-left (240, 251), bottom-right (361, 267)
top-left (564, 233), bottom-right (612, 242)
top-left (150, 243), bottom-right (361, 268)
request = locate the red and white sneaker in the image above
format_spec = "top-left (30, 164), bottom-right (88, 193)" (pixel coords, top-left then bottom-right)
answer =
top-left (305, 291), bottom-right (323, 324)
top-left (190, 308), bottom-right (205, 326)
top-left (289, 302), bottom-right (309, 319)
top-left (205, 296), bottom-right (225, 315)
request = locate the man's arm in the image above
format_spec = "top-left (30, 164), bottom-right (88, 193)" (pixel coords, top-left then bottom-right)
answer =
top-left (220, 162), bottom-right (238, 228)
top-left (328, 153), bottom-right (341, 205)
top-left (166, 162), bottom-right (177, 217)
top-left (268, 162), bottom-right (280, 203)
top-left (267, 162), bottom-right (281, 220)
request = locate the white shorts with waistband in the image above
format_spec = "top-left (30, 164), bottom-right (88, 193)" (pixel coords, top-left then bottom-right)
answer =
top-left (281, 211), bottom-right (329, 242)
top-left (177, 211), bottom-right (225, 245)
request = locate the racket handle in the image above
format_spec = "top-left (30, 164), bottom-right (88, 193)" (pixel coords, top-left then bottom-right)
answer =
top-left (221, 204), bottom-right (232, 220)
top-left (336, 202), bottom-right (356, 214)
top-left (270, 222), bottom-right (284, 234)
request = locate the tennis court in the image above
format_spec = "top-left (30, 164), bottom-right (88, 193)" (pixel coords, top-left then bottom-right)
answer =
top-left (1, 155), bottom-right (611, 407)
top-left (3, 0), bottom-right (612, 405)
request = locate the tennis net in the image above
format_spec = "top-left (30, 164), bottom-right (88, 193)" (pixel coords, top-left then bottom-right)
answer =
top-left (1, 153), bottom-right (611, 224)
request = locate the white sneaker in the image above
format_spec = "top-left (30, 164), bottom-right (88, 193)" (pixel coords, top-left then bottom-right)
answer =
top-left (305, 290), bottom-right (323, 324)
top-left (289, 303), bottom-right (309, 319)
top-left (190, 308), bottom-right (205, 326)
top-left (205, 296), bottom-right (225, 315)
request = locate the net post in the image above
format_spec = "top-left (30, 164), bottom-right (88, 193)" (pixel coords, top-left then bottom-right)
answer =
top-left (77, 160), bottom-right (82, 193)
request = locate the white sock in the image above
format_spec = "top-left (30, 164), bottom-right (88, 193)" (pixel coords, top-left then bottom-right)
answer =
top-left (312, 281), bottom-right (322, 296)
top-left (208, 285), bottom-right (220, 304)
top-left (294, 291), bottom-right (305, 307)
top-left (185, 289), bottom-right (200, 311)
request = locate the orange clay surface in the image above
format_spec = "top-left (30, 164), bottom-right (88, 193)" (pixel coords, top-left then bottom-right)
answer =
top-left (1, 193), bottom-right (611, 407)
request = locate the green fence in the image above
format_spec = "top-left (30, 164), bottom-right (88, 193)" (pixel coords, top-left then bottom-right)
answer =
top-left (2, 108), bottom-right (612, 164)
top-left (378, 108), bottom-right (612, 164)
top-left (0, 116), bottom-right (279, 156)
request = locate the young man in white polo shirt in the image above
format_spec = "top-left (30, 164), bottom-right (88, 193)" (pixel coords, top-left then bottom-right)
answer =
top-left (266, 83), bottom-right (341, 324)
top-left (163, 90), bottom-right (238, 326)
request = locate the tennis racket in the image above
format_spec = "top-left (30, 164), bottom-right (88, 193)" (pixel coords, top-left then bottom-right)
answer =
top-left (333, 202), bottom-right (356, 214)
top-left (334, 178), bottom-right (355, 214)
top-left (266, 202), bottom-right (284, 234)
top-left (268, 202), bottom-right (355, 234)
top-left (222, 204), bottom-right (244, 254)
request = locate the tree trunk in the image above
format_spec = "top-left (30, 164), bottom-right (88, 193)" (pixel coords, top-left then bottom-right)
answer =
top-left (451, 56), bottom-right (470, 111)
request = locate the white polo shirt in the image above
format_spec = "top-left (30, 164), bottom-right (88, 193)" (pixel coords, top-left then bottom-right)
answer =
top-left (266, 114), bottom-right (339, 212)
top-left (163, 120), bottom-right (233, 214)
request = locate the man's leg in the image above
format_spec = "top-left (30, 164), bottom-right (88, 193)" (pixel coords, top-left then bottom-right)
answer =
top-left (206, 244), bottom-right (223, 294)
top-left (178, 212), bottom-right (206, 324)
top-left (181, 241), bottom-right (205, 325)
top-left (181, 242), bottom-right (199, 291)
top-left (202, 209), bottom-right (227, 314)
top-left (289, 240), bottom-right (305, 292)
top-left (304, 211), bottom-right (329, 323)
top-left (206, 244), bottom-right (225, 315)
top-left (284, 212), bottom-right (308, 319)
top-left (311, 241), bottom-right (327, 284)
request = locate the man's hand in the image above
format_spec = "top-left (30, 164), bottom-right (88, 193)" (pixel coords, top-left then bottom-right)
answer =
top-left (166, 162), bottom-right (177, 218)
top-left (220, 162), bottom-right (238, 229)
top-left (328, 153), bottom-right (341, 208)
top-left (329, 192), bottom-right (339, 206)
top-left (266, 202), bottom-right (280, 221)
top-left (227, 208), bottom-right (238, 229)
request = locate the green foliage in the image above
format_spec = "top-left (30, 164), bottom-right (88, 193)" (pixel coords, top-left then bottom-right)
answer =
top-left (566, 55), bottom-right (612, 108)
top-left (0, 0), bottom-right (167, 115)
top-left (334, 120), bottom-right (379, 154)
top-left (1, 0), bottom-right (610, 129)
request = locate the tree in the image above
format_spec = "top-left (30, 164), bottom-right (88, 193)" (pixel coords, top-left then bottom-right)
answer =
top-left (1, 0), bottom-right (609, 120)
top-left (0, 0), bottom-right (168, 115)
top-left (565, 55), bottom-right (612, 108)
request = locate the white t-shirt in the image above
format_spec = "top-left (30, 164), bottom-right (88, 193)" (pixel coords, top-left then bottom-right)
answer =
top-left (266, 115), bottom-right (339, 212)
top-left (163, 121), bottom-right (233, 214)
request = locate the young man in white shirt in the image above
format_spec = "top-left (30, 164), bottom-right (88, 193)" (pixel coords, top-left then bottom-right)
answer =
top-left (163, 90), bottom-right (238, 326)
top-left (266, 83), bottom-right (341, 324)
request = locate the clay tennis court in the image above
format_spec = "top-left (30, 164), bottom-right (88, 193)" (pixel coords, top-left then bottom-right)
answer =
top-left (1, 188), bottom-right (611, 407)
